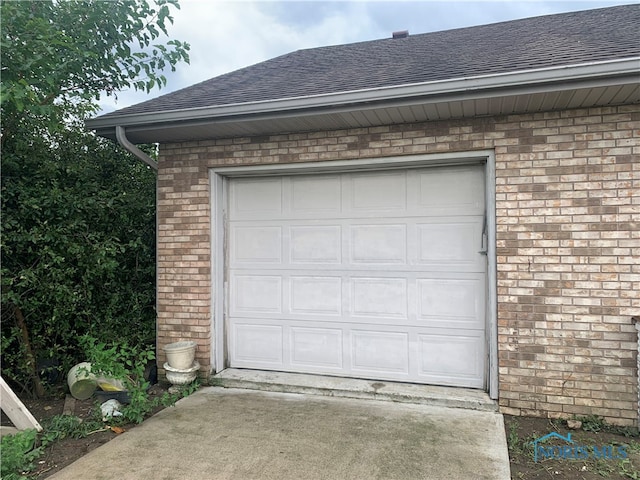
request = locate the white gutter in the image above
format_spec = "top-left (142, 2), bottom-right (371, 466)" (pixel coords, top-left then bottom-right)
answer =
top-left (87, 58), bottom-right (640, 130)
top-left (115, 126), bottom-right (158, 171)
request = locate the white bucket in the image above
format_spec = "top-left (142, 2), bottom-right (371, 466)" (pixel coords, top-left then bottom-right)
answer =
top-left (163, 341), bottom-right (197, 370)
top-left (67, 362), bottom-right (97, 400)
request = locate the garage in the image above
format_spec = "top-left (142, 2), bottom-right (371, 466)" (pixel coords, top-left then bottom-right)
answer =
top-left (226, 163), bottom-right (487, 389)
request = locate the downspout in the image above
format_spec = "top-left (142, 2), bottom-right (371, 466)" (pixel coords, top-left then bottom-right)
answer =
top-left (115, 126), bottom-right (157, 171)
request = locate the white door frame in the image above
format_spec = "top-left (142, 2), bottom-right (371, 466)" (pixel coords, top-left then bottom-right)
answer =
top-left (210, 150), bottom-right (498, 399)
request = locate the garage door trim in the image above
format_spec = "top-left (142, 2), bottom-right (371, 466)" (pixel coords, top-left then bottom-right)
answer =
top-left (210, 150), bottom-right (497, 398)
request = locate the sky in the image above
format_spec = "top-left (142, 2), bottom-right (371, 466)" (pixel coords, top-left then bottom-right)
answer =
top-left (98, 0), bottom-right (639, 113)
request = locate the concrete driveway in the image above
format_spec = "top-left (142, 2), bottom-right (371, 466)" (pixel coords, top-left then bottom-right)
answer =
top-left (50, 386), bottom-right (510, 480)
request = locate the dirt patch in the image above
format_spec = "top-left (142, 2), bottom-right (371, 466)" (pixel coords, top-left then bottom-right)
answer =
top-left (505, 415), bottom-right (640, 479)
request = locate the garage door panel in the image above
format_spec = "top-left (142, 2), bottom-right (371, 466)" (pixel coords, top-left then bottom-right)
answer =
top-left (290, 225), bottom-right (341, 264)
top-left (417, 333), bottom-right (484, 388)
top-left (416, 221), bottom-right (484, 270)
top-left (417, 276), bottom-right (485, 330)
top-left (232, 324), bottom-right (283, 365)
top-left (231, 275), bottom-right (282, 314)
top-left (352, 277), bottom-right (408, 319)
top-left (227, 165), bottom-right (487, 389)
top-left (231, 226), bottom-right (282, 264)
top-left (290, 327), bottom-right (343, 368)
top-left (352, 331), bottom-right (409, 374)
top-left (349, 171), bottom-right (407, 212)
top-left (231, 177), bottom-right (283, 218)
top-left (291, 176), bottom-right (342, 213)
top-left (416, 166), bottom-right (484, 216)
top-left (350, 224), bottom-right (407, 264)
top-left (290, 276), bottom-right (342, 315)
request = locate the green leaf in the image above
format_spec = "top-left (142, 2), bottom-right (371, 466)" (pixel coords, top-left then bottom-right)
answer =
top-left (0, 0), bottom-right (189, 134)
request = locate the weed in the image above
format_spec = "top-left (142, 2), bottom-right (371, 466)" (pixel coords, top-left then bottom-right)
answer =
top-left (79, 335), bottom-right (155, 388)
top-left (119, 384), bottom-right (154, 424)
top-left (579, 414), bottom-right (607, 433)
top-left (548, 418), bottom-right (566, 431)
top-left (608, 426), bottom-right (640, 439)
top-left (575, 414), bottom-right (640, 438)
top-left (0, 414), bottom-right (112, 479)
top-left (619, 459), bottom-right (640, 479)
top-left (591, 457), bottom-right (615, 477)
top-left (505, 419), bottom-right (537, 458)
top-left (110, 379), bottom-right (201, 425)
top-left (507, 420), bottom-right (521, 453)
top-left (159, 380), bottom-right (201, 407)
top-left (0, 428), bottom-right (42, 479)
top-left (40, 414), bottom-right (105, 446)
top-left (625, 428), bottom-right (640, 438)
top-left (626, 440), bottom-right (640, 454)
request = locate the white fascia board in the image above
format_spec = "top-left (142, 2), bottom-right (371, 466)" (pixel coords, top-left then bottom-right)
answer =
top-left (86, 58), bottom-right (640, 130)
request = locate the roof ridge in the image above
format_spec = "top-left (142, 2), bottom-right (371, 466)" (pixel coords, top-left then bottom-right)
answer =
top-left (290, 3), bottom-right (640, 53)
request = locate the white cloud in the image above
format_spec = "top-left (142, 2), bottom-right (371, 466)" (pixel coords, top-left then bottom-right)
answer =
top-left (99, 1), bottom-right (376, 112)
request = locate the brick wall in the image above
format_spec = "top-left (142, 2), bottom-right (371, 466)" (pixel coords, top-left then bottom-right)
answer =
top-left (157, 104), bottom-right (640, 425)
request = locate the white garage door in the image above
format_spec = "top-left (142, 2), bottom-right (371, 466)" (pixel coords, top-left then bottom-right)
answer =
top-left (227, 164), bottom-right (487, 388)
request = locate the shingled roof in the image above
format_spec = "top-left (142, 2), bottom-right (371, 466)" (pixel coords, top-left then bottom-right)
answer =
top-left (99, 4), bottom-right (640, 119)
top-left (87, 5), bottom-right (640, 144)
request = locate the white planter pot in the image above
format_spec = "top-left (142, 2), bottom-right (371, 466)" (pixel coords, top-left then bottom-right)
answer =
top-left (163, 341), bottom-right (197, 369)
top-left (164, 361), bottom-right (200, 385)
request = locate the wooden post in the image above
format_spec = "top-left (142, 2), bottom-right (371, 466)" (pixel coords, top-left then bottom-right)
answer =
top-left (0, 376), bottom-right (42, 431)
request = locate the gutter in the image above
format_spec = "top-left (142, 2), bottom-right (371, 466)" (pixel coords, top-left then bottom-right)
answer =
top-left (115, 126), bottom-right (157, 171)
top-left (86, 57), bottom-right (640, 131)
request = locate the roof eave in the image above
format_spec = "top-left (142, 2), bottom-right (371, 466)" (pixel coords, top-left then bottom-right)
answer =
top-left (86, 57), bottom-right (640, 139)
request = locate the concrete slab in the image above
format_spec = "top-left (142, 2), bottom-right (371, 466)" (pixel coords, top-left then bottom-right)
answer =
top-left (212, 369), bottom-right (498, 412)
top-left (62, 394), bottom-right (76, 416)
top-left (49, 387), bottom-right (510, 480)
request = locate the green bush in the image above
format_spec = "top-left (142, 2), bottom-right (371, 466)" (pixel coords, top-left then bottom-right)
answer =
top-left (1, 133), bottom-right (157, 396)
top-left (0, 0), bottom-right (189, 398)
